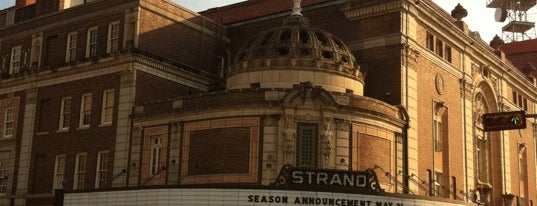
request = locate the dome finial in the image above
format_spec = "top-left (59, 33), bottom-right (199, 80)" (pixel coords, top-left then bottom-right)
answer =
top-left (292, 0), bottom-right (302, 16)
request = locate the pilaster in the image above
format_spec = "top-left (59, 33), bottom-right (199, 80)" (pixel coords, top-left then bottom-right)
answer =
top-left (402, 63), bottom-right (419, 194)
top-left (261, 115), bottom-right (279, 185)
top-left (112, 68), bottom-right (136, 187)
top-left (167, 122), bottom-right (181, 185)
top-left (14, 88), bottom-right (37, 206)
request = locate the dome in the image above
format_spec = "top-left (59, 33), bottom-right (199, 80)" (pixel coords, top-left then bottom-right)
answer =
top-left (227, 15), bottom-right (364, 94)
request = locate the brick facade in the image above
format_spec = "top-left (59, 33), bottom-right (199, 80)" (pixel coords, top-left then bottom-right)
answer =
top-left (1, 0), bottom-right (537, 206)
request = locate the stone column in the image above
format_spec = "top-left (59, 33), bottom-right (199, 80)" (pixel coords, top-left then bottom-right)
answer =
top-left (335, 119), bottom-right (350, 170)
top-left (127, 124), bottom-right (142, 186)
top-left (14, 88), bottom-right (37, 206)
top-left (112, 68), bottom-right (136, 187)
top-left (167, 122), bottom-right (181, 185)
top-left (262, 116), bottom-right (279, 185)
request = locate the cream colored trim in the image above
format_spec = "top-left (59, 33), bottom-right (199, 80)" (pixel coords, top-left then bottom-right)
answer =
top-left (0, 54), bottom-right (214, 95)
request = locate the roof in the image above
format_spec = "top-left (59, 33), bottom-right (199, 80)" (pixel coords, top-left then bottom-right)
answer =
top-left (501, 38), bottom-right (537, 54)
top-left (501, 39), bottom-right (537, 74)
top-left (200, 0), bottom-right (332, 24)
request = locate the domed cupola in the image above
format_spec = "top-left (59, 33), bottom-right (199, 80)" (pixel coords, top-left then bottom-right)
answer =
top-left (227, 1), bottom-right (364, 94)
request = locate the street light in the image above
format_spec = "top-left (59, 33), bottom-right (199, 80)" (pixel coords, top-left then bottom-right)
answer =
top-left (482, 111), bottom-right (526, 132)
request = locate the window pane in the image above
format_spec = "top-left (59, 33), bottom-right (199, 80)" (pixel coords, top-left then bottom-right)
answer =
top-left (11, 46), bottom-right (22, 74)
top-left (80, 94), bottom-right (92, 126)
top-left (96, 151), bottom-right (109, 188)
top-left (3, 107), bottom-right (14, 137)
top-left (74, 153), bottom-right (86, 189)
top-left (0, 161), bottom-right (8, 194)
top-left (60, 97), bottom-right (71, 129)
top-left (67, 33), bottom-right (77, 62)
top-left (150, 136), bottom-right (162, 175)
top-left (109, 22), bottom-right (120, 52)
top-left (102, 90), bottom-right (114, 124)
top-left (54, 155), bottom-right (66, 189)
top-left (296, 123), bottom-right (318, 168)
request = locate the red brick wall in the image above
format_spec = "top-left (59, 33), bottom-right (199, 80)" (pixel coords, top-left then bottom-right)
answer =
top-left (188, 127), bottom-right (251, 175)
top-left (356, 133), bottom-right (392, 184)
top-left (135, 71), bottom-right (200, 104)
top-left (29, 73), bottom-right (120, 193)
top-left (0, 0), bottom-right (130, 73)
top-left (138, 1), bottom-right (228, 76)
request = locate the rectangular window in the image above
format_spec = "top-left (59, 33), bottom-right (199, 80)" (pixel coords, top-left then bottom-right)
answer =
top-left (79, 93), bottom-right (92, 128)
top-left (10, 46), bottom-right (22, 74)
top-left (434, 172), bottom-right (443, 197)
top-left (444, 45), bottom-right (452, 62)
top-left (59, 97), bottom-right (71, 130)
top-left (0, 161), bottom-right (7, 194)
top-left (3, 107), bottom-right (14, 138)
top-left (433, 116), bottom-right (442, 152)
top-left (150, 136), bottom-right (162, 175)
top-left (296, 123), bottom-right (318, 168)
top-left (435, 39), bottom-right (444, 57)
top-left (66, 32), bottom-right (77, 62)
top-left (107, 21), bottom-right (120, 53)
top-left (73, 153), bottom-right (87, 190)
top-left (101, 89), bottom-right (114, 125)
top-left (53, 154), bottom-right (66, 190)
top-left (513, 91), bottom-right (518, 105)
top-left (95, 151), bottom-right (109, 189)
top-left (426, 32), bottom-right (434, 51)
top-left (86, 27), bottom-right (98, 58)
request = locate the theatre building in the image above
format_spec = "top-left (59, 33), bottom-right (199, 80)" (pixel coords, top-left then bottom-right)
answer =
top-left (1, 0), bottom-right (536, 206)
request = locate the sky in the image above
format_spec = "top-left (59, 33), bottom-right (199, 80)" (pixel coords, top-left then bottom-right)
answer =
top-left (1, 0), bottom-right (535, 42)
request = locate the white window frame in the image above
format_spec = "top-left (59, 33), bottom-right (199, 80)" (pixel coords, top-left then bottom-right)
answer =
top-left (101, 89), bottom-right (114, 125)
top-left (53, 154), bottom-right (66, 190)
top-left (59, 97), bottom-right (72, 131)
top-left (107, 21), bottom-right (120, 53)
top-left (10, 46), bottom-right (22, 75)
top-left (86, 27), bottom-right (98, 58)
top-left (3, 107), bottom-right (14, 138)
top-left (66, 32), bottom-right (78, 62)
top-left (95, 151), bottom-right (109, 189)
top-left (73, 153), bottom-right (87, 190)
top-left (79, 93), bottom-right (92, 128)
top-left (0, 161), bottom-right (8, 195)
top-left (150, 136), bottom-right (162, 175)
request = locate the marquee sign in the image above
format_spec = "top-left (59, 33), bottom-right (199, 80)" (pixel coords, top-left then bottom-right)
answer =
top-left (273, 165), bottom-right (383, 192)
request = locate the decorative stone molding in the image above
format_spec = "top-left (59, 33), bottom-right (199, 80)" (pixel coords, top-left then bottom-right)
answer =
top-left (282, 115), bottom-right (296, 164)
top-left (343, 1), bottom-right (405, 20)
top-left (401, 44), bottom-right (420, 67)
top-left (321, 118), bottom-right (333, 159)
top-left (25, 88), bottom-right (38, 103)
top-left (474, 93), bottom-right (485, 127)
top-left (264, 115), bottom-right (280, 126)
top-left (120, 68), bottom-right (136, 85)
top-left (335, 119), bottom-right (350, 131)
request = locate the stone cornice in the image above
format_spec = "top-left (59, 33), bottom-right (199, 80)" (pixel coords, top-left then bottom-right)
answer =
top-left (0, 52), bottom-right (216, 94)
top-left (342, 1), bottom-right (408, 21)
